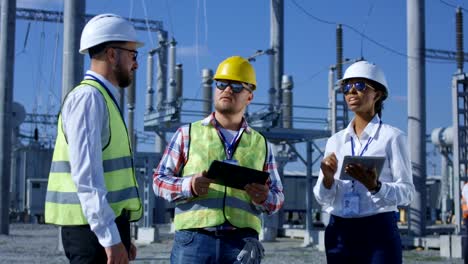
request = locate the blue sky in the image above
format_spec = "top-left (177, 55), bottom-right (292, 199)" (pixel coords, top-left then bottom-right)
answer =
top-left (12, 0), bottom-right (465, 174)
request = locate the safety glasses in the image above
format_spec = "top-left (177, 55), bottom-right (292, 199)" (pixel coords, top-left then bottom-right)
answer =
top-left (216, 80), bottom-right (252, 93)
top-left (109, 46), bottom-right (138, 61)
top-left (342, 81), bottom-right (374, 95)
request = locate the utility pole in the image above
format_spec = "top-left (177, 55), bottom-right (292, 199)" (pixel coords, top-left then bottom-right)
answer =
top-left (0, 0), bottom-right (16, 235)
top-left (269, 0), bottom-right (284, 113)
top-left (263, 0), bottom-right (284, 242)
top-left (335, 24), bottom-right (348, 130)
top-left (451, 7), bottom-right (467, 234)
top-left (128, 72), bottom-right (136, 151)
top-left (407, 0), bottom-right (427, 237)
top-left (62, 0), bottom-right (85, 101)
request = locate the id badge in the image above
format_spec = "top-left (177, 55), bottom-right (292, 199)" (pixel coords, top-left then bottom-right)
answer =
top-left (223, 159), bottom-right (239, 165)
top-left (342, 192), bottom-right (360, 216)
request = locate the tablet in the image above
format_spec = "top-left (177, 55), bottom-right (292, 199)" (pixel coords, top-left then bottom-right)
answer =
top-left (339, 156), bottom-right (386, 181)
top-left (206, 160), bottom-right (270, 190)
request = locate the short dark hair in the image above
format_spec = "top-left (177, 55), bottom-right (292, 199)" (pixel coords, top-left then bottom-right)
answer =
top-left (88, 41), bottom-right (127, 59)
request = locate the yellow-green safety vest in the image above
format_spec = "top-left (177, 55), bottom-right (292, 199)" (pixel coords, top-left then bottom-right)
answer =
top-left (45, 79), bottom-right (142, 225)
top-left (174, 121), bottom-right (267, 234)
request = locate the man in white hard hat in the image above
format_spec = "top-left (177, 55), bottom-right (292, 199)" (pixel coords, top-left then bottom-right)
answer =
top-left (45, 14), bottom-right (143, 264)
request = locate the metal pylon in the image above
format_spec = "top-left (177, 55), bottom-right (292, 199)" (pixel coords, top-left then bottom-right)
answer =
top-left (452, 72), bottom-right (468, 233)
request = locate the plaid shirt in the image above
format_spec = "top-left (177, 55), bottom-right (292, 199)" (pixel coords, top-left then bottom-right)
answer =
top-left (153, 113), bottom-right (284, 215)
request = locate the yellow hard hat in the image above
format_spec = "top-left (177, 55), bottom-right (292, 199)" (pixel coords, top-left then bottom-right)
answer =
top-left (214, 56), bottom-right (257, 90)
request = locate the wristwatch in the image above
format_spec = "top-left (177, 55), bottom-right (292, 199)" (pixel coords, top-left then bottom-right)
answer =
top-left (369, 181), bottom-right (382, 195)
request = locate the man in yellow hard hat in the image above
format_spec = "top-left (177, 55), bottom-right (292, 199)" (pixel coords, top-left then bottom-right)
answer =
top-left (153, 56), bottom-right (284, 263)
top-left (45, 14), bottom-right (143, 263)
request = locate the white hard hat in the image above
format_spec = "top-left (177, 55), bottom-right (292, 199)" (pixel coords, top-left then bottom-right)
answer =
top-left (340, 60), bottom-right (388, 93)
top-left (79, 14), bottom-right (144, 54)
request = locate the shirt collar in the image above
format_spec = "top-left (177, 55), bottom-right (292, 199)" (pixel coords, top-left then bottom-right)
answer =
top-left (344, 115), bottom-right (381, 141)
top-left (201, 112), bottom-right (252, 133)
top-left (84, 70), bottom-right (120, 103)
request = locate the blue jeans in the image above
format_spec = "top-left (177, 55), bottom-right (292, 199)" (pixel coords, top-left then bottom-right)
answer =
top-left (171, 229), bottom-right (258, 264)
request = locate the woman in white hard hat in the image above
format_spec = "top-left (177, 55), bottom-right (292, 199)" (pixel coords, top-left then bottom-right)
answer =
top-left (313, 60), bottom-right (415, 264)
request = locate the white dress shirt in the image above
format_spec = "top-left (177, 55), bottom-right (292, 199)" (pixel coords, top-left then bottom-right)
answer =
top-left (313, 115), bottom-right (415, 218)
top-left (61, 70), bottom-right (122, 247)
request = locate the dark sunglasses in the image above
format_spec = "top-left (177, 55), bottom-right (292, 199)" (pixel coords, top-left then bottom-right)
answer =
top-left (216, 80), bottom-right (252, 93)
top-left (342, 81), bottom-right (374, 95)
top-left (109, 46), bottom-right (138, 61)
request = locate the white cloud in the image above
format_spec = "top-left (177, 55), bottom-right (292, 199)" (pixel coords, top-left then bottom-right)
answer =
top-left (17, 0), bottom-right (63, 10)
top-left (177, 44), bottom-right (209, 57)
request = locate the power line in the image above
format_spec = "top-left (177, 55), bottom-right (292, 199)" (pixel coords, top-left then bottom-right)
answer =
top-left (165, 0), bottom-right (176, 37)
top-left (290, 0), bottom-right (335, 25)
top-left (360, 0), bottom-right (377, 58)
top-left (439, 0), bottom-right (468, 13)
top-left (141, 0), bottom-right (155, 47)
top-left (295, 65), bottom-right (330, 86)
top-left (15, 8), bottom-right (164, 32)
top-left (203, 0), bottom-right (209, 45)
top-left (289, 0), bottom-right (456, 65)
top-left (195, 0), bottom-right (201, 77)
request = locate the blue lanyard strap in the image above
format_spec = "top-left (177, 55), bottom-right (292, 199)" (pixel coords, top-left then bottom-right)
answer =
top-left (215, 121), bottom-right (242, 160)
top-left (83, 73), bottom-right (125, 121)
top-left (351, 137), bottom-right (373, 157)
top-left (350, 121), bottom-right (382, 156)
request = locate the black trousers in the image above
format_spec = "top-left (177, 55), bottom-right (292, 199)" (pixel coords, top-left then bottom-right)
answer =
top-left (325, 212), bottom-right (402, 264)
top-left (61, 215), bottom-right (131, 264)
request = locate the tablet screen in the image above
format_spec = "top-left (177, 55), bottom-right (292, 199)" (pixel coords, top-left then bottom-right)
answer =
top-left (206, 160), bottom-right (269, 190)
top-left (339, 156), bottom-right (385, 181)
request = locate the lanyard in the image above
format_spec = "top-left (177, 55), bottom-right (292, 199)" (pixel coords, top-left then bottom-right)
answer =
top-left (350, 137), bottom-right (373, 157)
top-left (350, 121), bottom-right (382, 157)
top-left (84, 73), bottom-right (124, 120)
top-left (84, 74), bottom-right (117, 102)
top-left (349, 136), bottom-right (372, 192)
top-left (219, 129), bottom-right (241, 160)
top-left (215, 121), bottom-right (242, 160)
top-left (348, 121), bottom-right (381, 192)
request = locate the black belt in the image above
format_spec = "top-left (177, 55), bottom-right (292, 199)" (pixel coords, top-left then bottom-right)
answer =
top-left (190, 228), bottom-right (257, 237)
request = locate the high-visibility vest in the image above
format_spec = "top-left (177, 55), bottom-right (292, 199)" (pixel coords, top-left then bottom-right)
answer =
top-left (45, 79), bottom-right (142, 225)
top-left (174, 121), bottom-right (267, 234)
top-left (463, 185), bottom-right (468, 219)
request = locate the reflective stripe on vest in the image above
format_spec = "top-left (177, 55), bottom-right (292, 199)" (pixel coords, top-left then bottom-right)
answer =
top-left (45, 79), bottom-right (142, 225)
top-left (49, 156), bottom-right (132, 173)
top-left (174, 121), bottom-right (267, 233)
top-left (175, 196), bottom-right (257, 215)
top-left (46, 187), bottom-right (139, 204)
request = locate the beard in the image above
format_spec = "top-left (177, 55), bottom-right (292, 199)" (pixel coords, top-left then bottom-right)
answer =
top-left (214, 101), bottom-right (239, 115)
top-left (113, 61), bottom-right (133, 88)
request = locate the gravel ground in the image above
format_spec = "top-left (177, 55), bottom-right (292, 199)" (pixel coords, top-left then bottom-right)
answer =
top-left (0, 223), bottom-right (464, 264)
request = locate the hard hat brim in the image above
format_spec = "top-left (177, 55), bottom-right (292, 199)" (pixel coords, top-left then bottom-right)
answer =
top-left (79, 40), bottom-right (144, 54)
